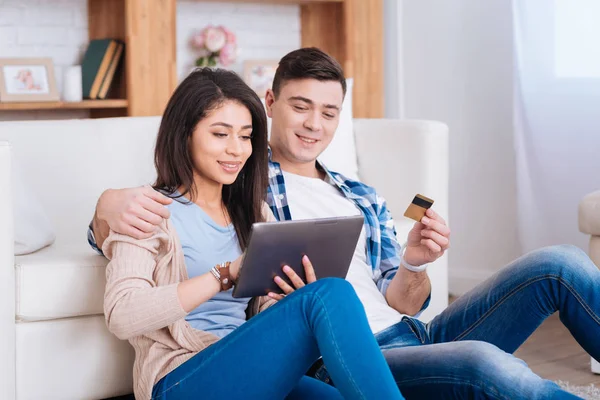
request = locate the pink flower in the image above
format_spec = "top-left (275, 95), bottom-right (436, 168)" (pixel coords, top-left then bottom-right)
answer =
top-left (218, 43), bottom-right (237, 66)
top-left (191, 31), bottom-right (206, 49)
top-left (204, 26), bottom-right (227, 52)
top-left (196, 48), bottom-right (210, 58)
top-left (219, 25), bottom-right (236, 45)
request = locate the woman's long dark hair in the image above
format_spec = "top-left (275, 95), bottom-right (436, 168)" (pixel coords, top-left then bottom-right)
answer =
top-left (153, 68), bottom-right (269, 250)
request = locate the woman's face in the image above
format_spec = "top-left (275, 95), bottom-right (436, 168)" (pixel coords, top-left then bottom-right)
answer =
top-left (190, 100), bottom-right (253, 186)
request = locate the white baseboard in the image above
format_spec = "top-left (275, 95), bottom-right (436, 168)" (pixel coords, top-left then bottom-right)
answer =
top-left (593, 358), bottom-right (600, 374)
top-left (448, 268), bottom-right (495, 296)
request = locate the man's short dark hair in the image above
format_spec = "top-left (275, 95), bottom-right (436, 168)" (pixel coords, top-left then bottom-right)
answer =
top-left (272, 47), bottom-right (346, 98)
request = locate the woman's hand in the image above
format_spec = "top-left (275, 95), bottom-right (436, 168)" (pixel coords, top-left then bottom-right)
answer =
top-left (268, 255), bottom-right (317, 301)
top-left (230, 254), bottom-right (244, 282)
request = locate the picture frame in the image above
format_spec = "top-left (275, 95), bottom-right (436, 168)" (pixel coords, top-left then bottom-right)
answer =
top-left (0, 58), bottom-right (60, 102)
top-left (243, 60), bottom-right (279, 98)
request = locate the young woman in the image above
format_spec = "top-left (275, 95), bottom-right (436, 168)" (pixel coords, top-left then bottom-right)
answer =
top-left (102, 68), bottom-right (404, 400)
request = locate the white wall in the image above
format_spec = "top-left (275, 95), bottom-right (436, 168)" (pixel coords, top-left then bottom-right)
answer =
top-left (383, 0), bottom-right (403, 118)
top-left (0, 0), bottom-right (300, 121)
top-left (401, 0), bottom-right (519, 295)
top-left (177, 1), bottom-right (300, 80)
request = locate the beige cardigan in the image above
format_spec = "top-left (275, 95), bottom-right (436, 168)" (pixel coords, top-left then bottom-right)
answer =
top-left (103, 205), bottom-right (276, 400)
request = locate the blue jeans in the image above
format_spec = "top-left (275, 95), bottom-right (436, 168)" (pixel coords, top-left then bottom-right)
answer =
top-left (319, 245), bottom-right (598, 399)
top-left (151, 278), bottom-right (403, 400)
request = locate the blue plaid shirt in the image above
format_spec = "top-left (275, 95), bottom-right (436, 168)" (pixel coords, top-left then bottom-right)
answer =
top-left (88, 153), bottom-right (406, 298)
top-left (88, 223), bottom-right (101, 254)
top-left (267, 152), bottom-right (403, 297)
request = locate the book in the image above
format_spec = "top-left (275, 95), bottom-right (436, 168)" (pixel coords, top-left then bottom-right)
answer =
top-left (97, 41), bottom-right (124, 100)
top-left (81, 39), bottom-right (117, 99)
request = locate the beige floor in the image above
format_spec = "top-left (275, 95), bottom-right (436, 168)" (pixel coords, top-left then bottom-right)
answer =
top-left (447, 295), bottom-right (599, 386)
top-left (515, 312), bottom-right (600, 386)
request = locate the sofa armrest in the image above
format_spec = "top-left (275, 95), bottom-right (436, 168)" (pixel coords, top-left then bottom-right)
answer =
top-left (353, 119), bottom-right (449, 321)
top-left (579, 190), bottom-right (600, 236)
top-left (0, 141), bottom-right (15, 400)
top-left (354, 119), bottom-right (449, 233)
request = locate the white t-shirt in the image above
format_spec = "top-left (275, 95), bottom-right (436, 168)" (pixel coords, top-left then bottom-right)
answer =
top-left (283, 171), bottom-right (404, 334)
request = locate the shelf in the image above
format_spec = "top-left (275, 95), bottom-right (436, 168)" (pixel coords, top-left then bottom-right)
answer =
top-left (197, 0), bottom-right (344, 3)
top-left (8, 0), bottom-right (379, 119)
top-left (0, 99), bottom-right (128, 111)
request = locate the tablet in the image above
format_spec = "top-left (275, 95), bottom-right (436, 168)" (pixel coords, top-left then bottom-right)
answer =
top-left (232, 215), bottom-right (363, 298)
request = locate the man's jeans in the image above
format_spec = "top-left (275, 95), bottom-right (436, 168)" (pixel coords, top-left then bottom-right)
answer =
top-left (317, 245), bottom-right (598, 399)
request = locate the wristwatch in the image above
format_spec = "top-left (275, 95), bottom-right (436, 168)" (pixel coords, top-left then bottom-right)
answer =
top-left (210, 262), bottom-right (234, 291)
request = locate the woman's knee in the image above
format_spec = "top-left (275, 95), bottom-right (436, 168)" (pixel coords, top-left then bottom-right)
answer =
top-left (311, 277), bottom-right (354, 295)
top-left (304, 278), bottom-right (361, 309)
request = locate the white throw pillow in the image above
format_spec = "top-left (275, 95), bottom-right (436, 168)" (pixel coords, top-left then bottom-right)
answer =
top-left (263, 78), bottom-right (359, 180)
top-left (13, 158), bottom-right (56, 255)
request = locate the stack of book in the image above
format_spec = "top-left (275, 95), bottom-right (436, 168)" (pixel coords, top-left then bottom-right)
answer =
top-left (81, 39), bottom-right (124, 100)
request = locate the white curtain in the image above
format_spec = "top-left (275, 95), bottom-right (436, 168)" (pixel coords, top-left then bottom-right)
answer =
top-left (513, 0), bottom-right (600, 253)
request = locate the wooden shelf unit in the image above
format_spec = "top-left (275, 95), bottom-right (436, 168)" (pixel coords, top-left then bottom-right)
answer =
top-left (0, 99), bottom-right (128, 111)
top-left (89, 0), bottom-right (383, 119)
top-left (0, 0), bottom-right (383, 119)
top-left (212, 0), bottom-right (345, 3)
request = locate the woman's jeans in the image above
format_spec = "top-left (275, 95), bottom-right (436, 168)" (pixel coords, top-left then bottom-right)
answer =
top-left (151, 278), bottom-right (403, 400)
top-left (319, 245), bottom-right (598, 399)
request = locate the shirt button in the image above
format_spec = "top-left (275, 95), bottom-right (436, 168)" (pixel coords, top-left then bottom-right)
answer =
top-left (278, 194), bottom-right (284, 200)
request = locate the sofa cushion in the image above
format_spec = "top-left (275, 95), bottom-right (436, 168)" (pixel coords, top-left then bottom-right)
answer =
top-left (0, 117), bottom-right (160, 246)
top-left (13, 156), bottom-right (56, 255)
top-left (15, 244), bottom-right (107, 321)
top-left (319, 78), bottom-right (359, 180)
top-left (579, 190), bottom-right (600, 236)
top-left (16, 316), bottom-right (134, 399)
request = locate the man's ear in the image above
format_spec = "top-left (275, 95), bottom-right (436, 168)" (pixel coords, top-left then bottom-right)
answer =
top-left (265, 89), bottom-right (275, 118)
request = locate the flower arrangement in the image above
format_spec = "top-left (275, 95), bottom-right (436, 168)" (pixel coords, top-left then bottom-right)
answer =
top-left (191, 25), bottom-right (237, 67)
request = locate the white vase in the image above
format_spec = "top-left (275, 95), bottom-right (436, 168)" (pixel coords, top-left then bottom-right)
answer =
top-left (62, 65), bottom-right (82, 102)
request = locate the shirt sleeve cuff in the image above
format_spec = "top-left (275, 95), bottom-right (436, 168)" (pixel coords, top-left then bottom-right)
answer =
top-left (87, 222), bottom-right (104, 255)
top-left (378, 271), bottom-right (397, 297)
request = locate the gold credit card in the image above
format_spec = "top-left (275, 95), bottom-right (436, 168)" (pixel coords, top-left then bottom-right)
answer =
top-left (404, 194), bottom-right (434, 222)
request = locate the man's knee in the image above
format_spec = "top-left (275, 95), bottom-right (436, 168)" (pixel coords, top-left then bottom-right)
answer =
top-left (449, 341), bottom-right (526, 376)
top-left (517, 244), bottom-right (594, 280)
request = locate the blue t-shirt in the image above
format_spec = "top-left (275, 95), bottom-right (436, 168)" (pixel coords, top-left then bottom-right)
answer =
top-left (168, 198), bottom-right (250, 338)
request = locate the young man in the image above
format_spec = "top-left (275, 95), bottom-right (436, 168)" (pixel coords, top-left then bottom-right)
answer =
top-left (89, 48), bottom-right (598, 399)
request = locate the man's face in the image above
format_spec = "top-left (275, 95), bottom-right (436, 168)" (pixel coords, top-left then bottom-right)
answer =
top-left (266, 78), bottom-right (344, 165)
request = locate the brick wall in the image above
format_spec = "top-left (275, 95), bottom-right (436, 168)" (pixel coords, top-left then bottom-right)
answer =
top-left (0, 0), bottom-right (300, 121)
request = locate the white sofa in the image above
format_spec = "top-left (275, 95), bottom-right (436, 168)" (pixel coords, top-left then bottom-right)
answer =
top-left (578, 190), bottom-right (600, 374)
top-left (0, 117), bottom-right (449, 400)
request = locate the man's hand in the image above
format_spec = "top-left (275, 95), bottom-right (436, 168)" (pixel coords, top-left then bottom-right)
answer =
top-left (96, 185), bottom-right (172, 240)
top-left (268, 255), bottom-right (317, 301)
top-left (403, 208), bottom-right (450, 266)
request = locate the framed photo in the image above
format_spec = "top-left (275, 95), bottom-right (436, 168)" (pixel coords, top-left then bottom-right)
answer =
top-left (243, 60), bottom-right (279, 98)
top-left (0, 58), bottom-right (59, 102)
